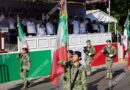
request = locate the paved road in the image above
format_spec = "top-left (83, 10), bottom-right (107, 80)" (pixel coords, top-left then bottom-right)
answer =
top-left (4, 62), bottom-right (130, 90)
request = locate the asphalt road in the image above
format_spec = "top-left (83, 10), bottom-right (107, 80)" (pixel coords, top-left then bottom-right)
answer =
top-left (8, 62), bottom-right (130, 90)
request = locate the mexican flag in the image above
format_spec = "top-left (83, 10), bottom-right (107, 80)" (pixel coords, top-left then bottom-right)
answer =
top-left (17, 16), bottom-right (29, 52)
top-left (123, 11), bottom-right (130, 70)
top-left (50, 0), bottom-right (68, 85)
top-left (123, 12), bottom-right (130, 51)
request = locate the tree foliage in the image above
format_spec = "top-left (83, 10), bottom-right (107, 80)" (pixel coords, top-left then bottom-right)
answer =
top-left (92, 0), bottom-right (130, 31)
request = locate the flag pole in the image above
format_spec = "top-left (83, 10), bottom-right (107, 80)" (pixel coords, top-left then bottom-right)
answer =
top-left (65, 0), bottom-right (71, 89)
top-left (127, 9), bottom-right (130, 70)
top-left (127, 9), bottom-right (129, 51)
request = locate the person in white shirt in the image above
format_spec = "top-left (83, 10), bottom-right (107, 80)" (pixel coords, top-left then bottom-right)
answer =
top-left (79, 18), bottom-right (86, 34)
top-left (71, 17), bottom-right (80, 34)
top-left (8, 15), bottom-right (16, 43)
top-left (9, 16), bottom-right (16, 30)
top-left (22, 17), bottom-right (28, 35)
top-left (92, 21), bottom-right (99, 33)
top-left (37, 21), bottom-right (46, 36)
top-left (42, 13), bottom-right (45, 23)
top-left (0, 14), bottom-right (9, 27)
top-left (46, 20), bottom-right (54, 35)
top-left (99, 22), bottom-right (105, 33)
top-left (26, 18), bottom-right (36, 36)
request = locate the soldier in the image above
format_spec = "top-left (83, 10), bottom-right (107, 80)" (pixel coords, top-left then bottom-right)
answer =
top-left (59, 51), bottom-right (87, 90)
top-left (18, 48), bottom-right (31, 90)
top-left (102, 40), bottom-right (116, 79)
top-left (84, 40), bottom-right (95, 75)
top-left (58, 50), bottom-right (73, 90)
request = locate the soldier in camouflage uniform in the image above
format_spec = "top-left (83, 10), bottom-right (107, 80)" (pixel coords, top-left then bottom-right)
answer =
top-left (102, 40), bottom-right (116, 79)
top-left (18, 48), bottom-right (31, 90)
top-left (58, 50), bottom-right (73, 90)
top-left (84, 40), bottom-right (95, 75)
top-left (59, 51), bottom-right (87, 90)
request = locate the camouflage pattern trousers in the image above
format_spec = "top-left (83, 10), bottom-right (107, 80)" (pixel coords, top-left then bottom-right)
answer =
top-left (106, 58), bottom-right (113, 74)
top-left (20, 69), bottom-right (28, 87)
top-left (85, 56), bottom-right (93, 72)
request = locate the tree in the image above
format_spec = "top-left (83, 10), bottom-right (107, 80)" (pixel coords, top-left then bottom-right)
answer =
top-left (91, 0), bottom-right (130, 32)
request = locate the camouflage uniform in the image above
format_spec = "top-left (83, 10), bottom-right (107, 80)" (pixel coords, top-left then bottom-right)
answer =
top-left (103, 45), bottom-right (116, 79)
top-left (84, 45), bottom-right (95, 74)
top-left (59, 61), bottom-right (87, 90)
top-left (19, 54), bottom-right (30, 88)
top-left (58, 60), bottom-right (72, 90)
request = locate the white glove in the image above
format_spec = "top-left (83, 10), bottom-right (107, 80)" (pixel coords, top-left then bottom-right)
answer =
top-left (109, 54), bottom-right (113, 57)
top-left (89, 53), bottom-right (92, 56)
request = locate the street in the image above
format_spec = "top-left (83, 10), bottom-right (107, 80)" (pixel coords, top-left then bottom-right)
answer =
top-left (1, 62), bottom-right (129, 90)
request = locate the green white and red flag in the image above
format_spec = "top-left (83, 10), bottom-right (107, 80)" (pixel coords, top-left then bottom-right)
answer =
top-left (123, 12), bottom-right (130, 52)
top-left (50, 0), bottom-right (68, 85)
top-left (17, 16), bottom-right (29, 53)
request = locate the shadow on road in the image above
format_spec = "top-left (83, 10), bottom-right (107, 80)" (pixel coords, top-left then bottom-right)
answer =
top-left (8, 77), bottom-right (50, 90)
top-left (88, 76), bottom-right (105, 90)
top-left (113, 69), bottom-right (125, 78)
top-left (91, 67), bottom-right (106, 76)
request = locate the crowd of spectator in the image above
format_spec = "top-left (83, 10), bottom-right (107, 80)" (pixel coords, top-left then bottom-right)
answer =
top-left (0, 13), bottom-right (107, 40)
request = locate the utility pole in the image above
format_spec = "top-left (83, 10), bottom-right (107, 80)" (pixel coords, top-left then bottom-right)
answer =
top-left (107, 0), bottom-right (111, 32)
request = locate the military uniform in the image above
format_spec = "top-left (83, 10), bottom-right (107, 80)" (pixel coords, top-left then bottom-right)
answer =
top-left (58, 61), bottom-right (87, 90)
top-left (103, 45), bottom-right (116, 79)
top-left (84, 45), bottom-right (95, 74)
top-left (59, 60), bottom-right (72, 90)
top-left (19, 53), bottom-right (30, 89)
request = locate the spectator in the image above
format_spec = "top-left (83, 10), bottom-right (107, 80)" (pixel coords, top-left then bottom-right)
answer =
top-left (0, 14), bottom-right (9, 27)
top-left (99, 22), bottom-right (105, 33)
top-left (8, 15), bottom-right (16, 33)
top-left (79, 18), bottom-right (86, 34)
top-left (26, 18), bottom-right (36, 36)
top-left (92, 20), bottom-right (99, 33)
top-left (42, 13), bottom-right (45, 23)
top-left (87, 19), bottom-right (93, 33)
top-left (37, 21), bottom-right (46, 36)
top-left (68, 16), bottom-right (73, 34)
top-left (8, 15), bottom-right (17, 43)
top-left (46, 19), bottom-right (54, 35)
top-left (71, 16), bottom-right (80, 34)
top-left (22, 17), bottom-right (28, 35)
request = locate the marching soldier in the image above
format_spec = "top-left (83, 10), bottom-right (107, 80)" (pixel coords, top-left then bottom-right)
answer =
top-left (59, 51), bottom-right (87, 90)
top-left (18, 48), bottom-right (31, 90)
top-left (84, 40), bottom-right (95, 75)
top-left (58, 50), bottom-right (73, 90)
top-left (102, 40), bottom-right (116, 79)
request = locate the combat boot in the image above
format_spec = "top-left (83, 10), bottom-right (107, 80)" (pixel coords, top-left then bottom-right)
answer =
top-left (87, 71), bottom-right (91, 76)
top-left (109, 73), bottom-right (113, 80)
top-left (21, 86), bottom-right (27, 90)
top-left (21, 82), bottom-right (27, 90)
top-left (105, 73), bottom-right (109, 79)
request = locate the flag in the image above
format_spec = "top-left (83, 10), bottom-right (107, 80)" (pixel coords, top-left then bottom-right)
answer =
top-left (124, 11), bottom-right (130, 71)
top-left (50, 0), bottom-right (68, 85)
top-left (122, 12), bottom-right (130, 55)
top-left (17, 16), bottom-right (29, 52)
